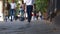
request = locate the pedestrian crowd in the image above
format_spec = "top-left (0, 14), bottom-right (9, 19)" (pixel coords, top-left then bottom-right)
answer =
top-left (5, 0), bottom-right (40, 22)
top-left (4, 0), bottom-right (56, 23)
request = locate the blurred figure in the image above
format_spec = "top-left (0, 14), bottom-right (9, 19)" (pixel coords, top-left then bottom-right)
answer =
top-left (9, 0), bottom-right (16, 21)
top-left (23, 0), bottom-right (35, 23)
top-left (33, 4), bottom-right (37, 20)
top-left (4, 12), bottom-right (8, 22)
top-left (31, 12), bottom-right (34, 21)
top-left (36, 12), bottom-right (39, 20)
top-left (6, 0), bottom-right (11, 18)
top-left (50, 11), bottom-right (57, 22)
top-left (5, 0), bottom-right (11, 21)
top-left (19, 0), bottom-right (25, 21)
top-left (39, 11), bottom-right (42, 20)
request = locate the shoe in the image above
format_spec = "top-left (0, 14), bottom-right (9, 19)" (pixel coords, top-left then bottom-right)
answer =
top-left (10, 19), bottom-right (13, 22)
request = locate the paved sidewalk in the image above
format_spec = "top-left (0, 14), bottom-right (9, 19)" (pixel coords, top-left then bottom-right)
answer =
top-left (0, 19), bottom-right (60, 34)
top-left (0, 20), bottom-right (29, 30)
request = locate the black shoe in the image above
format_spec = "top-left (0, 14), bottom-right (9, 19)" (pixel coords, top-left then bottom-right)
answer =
top-left (10, 19), bottom-right (13, 22)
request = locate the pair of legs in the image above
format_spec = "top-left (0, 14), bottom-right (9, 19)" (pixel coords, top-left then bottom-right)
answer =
top-left (27, 5), bottom-right (33, 22)
top-left (10, 9), bottom-right (15, 21)
top-left (19, 10), bottom-right (24, 21)
top-left (4, 15), bottom-right (8, 22)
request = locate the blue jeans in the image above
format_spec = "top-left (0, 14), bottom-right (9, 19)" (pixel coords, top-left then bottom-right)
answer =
top-left (10, 9), bottom-right (15, 21)
top-left (27, 5), bottom-right (33, 22)
top-left (20, 9), bottom-right (24, 17)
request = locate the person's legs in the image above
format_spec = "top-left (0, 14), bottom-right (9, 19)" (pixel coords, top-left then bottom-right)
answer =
top-left (20, 10), bottom-right (25, 21)
top-left (12, 9), bottom-right (15, 20)
top-left (8, 10), bottom-right (10, 19)
top-left (10, 9), bottom-right (13, 21)
top-left (5, 15), bottom-right (8, 22)
top-left (10, 9), bottom-right (12, 21)
top-left (27, 5), bottom-right (33, 22)
top-left (10, 9), bottom-right (15, 21)
top-left (40, 15), bottom-right (42, 20)
top-left (36, 15), bottom-right (38, 20)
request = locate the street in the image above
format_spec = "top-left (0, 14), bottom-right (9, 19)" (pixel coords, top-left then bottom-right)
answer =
top-left (0, 16), bottom-right (60, 34)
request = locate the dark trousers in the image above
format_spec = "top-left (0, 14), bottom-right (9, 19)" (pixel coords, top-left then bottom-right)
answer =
top-left (27, 5), bottom-right (33, 22)
top-left (8, 10), bottom-right (10, 18)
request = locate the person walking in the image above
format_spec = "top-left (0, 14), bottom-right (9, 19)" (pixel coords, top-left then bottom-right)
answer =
top-left (5, 0), bottom-right (11, 21)
top-left (23, 0), bottom-right (35, 23)
top-left (33, 4), bottom-right (37, 20)
top-left (9, 0), bottom-right (16, 21)
top-left (19, 0), bottom-right (25, 21)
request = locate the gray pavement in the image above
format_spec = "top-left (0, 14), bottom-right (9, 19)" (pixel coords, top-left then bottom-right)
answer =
top-left (53, 15), bottom-right (60, 26)
top-left (0, 18), bottom-right (60, 34)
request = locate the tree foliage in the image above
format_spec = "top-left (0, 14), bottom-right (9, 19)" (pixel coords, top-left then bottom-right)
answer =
top-left (35, 0), bottom-right (48, 12)
top-left (7, 0), bottom-right (48, 13)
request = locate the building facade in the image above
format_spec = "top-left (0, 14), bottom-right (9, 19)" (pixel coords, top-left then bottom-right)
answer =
top-left (49, 0), bottom-right (60, 12)
top-left (0, 0), bottom-right (4, 21)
